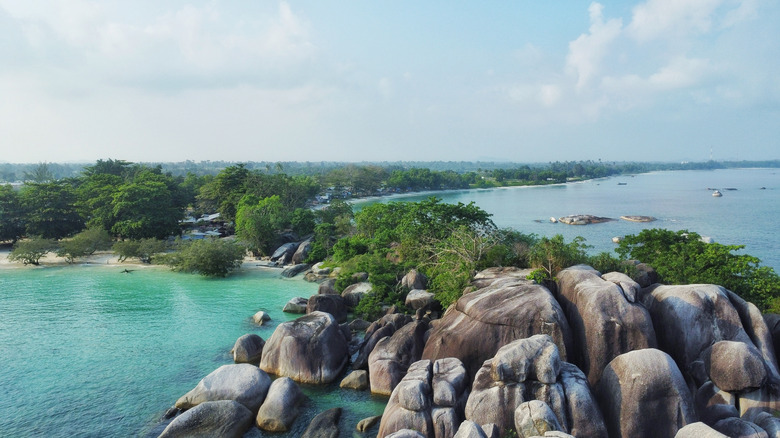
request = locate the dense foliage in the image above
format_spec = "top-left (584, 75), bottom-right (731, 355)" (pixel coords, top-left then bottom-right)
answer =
top-left (616, 229), bottom-right (780, 312)
top-left (159, 239), bottom-right (246, 277)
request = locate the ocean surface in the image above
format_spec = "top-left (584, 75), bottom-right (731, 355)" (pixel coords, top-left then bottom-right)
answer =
top-left (0, 168), bottom-right (778, 437)
top-left (356, 167), bottom-right (780, 271)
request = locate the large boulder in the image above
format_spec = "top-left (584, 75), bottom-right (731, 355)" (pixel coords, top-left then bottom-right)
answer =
top-left (259, 311), bottom-right (349, 384)
top-left (712, 417), bottom-right (769, 438)
top-left (175, 364), bottom-right (272, 413)
top-left (255, 377), bottom-right (304, 432)
top-left (377, 358), bottom-right (471, 438)
top-left (282, 263), bottom-right (311, 278)
top-left (704, 340), bottom-right (767, 392)
top-left (465, 335), bottom-right (605, 437)
top-left (556, 265), bottom-right (657, 386)
top-left (401, 269), bottom-right (428, 290)
top-left (292, 239), bottom-right (312, 264)
top-left (342, 282), bottom-right (372, 308)
top-left (422, 277), bottom-right (572, 378)
top-left (270, 242), bottom-right (299, 265)
top-left (306, 294), bottom-right (348, 323)
top-left (642, 284), bottom-right (780, 386)
top-left (231, 333), bottom-right (265, 364)
top-left (318, 278), bottom-right (338, 295)
top-left (597, 348), bottom-right (696, 438)
top-left (353, 314), bottom-right (413, 370)
top-left (158, 400), bottom-right (254, 438)
top-left (369, 320), bottom-right (429, 395)
top-left (514, 400), bottom-right (563, 437)
top-left (405, 289), bottom-right (437, 311)
top-left (283, 297), bottom-right (309, 314)
top-left (340, 370), bottom-right (369, 390)
top-left (675, 422), bottom-right (730, 438)
top-left (301, 408), bottom-right (341, 438)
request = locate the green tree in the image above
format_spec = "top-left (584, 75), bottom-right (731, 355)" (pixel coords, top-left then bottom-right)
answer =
top-left (235, 195), bottom-right (288, 255)
top-left (21, 181), bottom-right (84, 239)
top-left (616, 229), bottom-right (780, 311)
top-left (8, 237), bottom-right (58, 265)
top-left (23, 162), bottom-right (55, 183)
top-left (113, 238), bottom-right (167, 264)
top-left (56, 227), bottom-right (113, 263)
top-left (161, 238), bottom-right (246, 277)
top-left (528, 234), bottom-right (590, 282)
top-left (111, 170), bottom-right (183, 240)
top-left (76, 173), bottom-right (123, 231)
top-left (0, 184), bottom-right (25, 243)
top-left (197, 164), bottom-right (250, 221)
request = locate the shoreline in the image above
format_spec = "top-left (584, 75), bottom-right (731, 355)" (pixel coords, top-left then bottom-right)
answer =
top-left (0, 249), bottom-right (284, 273)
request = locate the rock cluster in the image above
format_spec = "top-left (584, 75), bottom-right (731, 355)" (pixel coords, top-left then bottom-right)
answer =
top-left (158, 264), bottom-right (780, 437)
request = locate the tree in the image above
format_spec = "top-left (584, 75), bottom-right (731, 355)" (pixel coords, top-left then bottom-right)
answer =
top-left (616, 228), bottom-right (780, 311)
top-left (0, 184), bottom-right (25, 243)
top-left (197, 164), bottom-right (250, 221)
top-left (8, 237), bottom-right (58, 265)
top-left (76, 173), bottom-right (123, 231)
top-left (56, 228), bottom-right (112, 263)
top-left (528, 234), bottom-right (590, 282)
top-left (111, 170), bottom-right (183, 240)
top-left (235, 195), bottom-right (288, 255)
top-left (113, 238), bottom-right (167, 264)
top-left (23, 162), bottom-right (55, 183)
top-left (21, 181), bottom-right (84, 239)
top-left (161, 238), bottom-right (246, 277)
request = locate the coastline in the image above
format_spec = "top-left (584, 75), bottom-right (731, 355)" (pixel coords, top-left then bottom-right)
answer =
top-left (0, 249), bottom-right (282, 273)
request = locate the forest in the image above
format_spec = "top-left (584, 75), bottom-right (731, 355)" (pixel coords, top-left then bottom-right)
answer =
top-left (2, 158), bottom-right (779, 314)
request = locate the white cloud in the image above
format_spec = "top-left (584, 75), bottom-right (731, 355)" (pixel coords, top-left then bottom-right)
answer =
top-left (627, 0), bottom-right (722, 41)
top-left (565, 3), bottom-right (623, 91)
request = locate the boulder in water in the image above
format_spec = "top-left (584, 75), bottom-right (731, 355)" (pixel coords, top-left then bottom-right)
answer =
top-left (159, 400), bottom-right (254, 438)
top-left (231, 333), bottom-right (265, 364)
top-left (175, 364), bottom-right (272, 413)
top-left (255, 377), bottom-right (304, 432)
top-left (259, 311), bottom-right (349, 384)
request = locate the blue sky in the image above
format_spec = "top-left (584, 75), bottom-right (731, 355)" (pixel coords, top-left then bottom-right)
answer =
top-left (0, 0), bottom-right (777, 163)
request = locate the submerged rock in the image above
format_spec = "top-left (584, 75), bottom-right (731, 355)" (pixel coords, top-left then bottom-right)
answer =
top-left (301, 407), bottom-right (341, 438)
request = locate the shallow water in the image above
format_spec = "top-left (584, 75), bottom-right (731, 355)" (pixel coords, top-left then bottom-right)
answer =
top-left (1, 168), bottom-right (778, 437)
top-left (0, 266), bottom-right (386, 437)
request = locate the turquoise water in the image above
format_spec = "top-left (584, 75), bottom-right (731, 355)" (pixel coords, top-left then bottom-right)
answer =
top-left (0, 266), bottom-right (386, 437)
top-left (1, 168), bottom-right (778, 437)
top-left (356, 168), bottom-right (780, 271)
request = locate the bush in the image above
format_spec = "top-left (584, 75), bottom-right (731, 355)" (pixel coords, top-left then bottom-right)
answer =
top-left (617, 228), bottom-right (780, 311)
top-left (56, 227), bottom-right (112, 263)
top-left (162, 238), bottom-right (246, 277)
top-left (528, 234), bottom-right (590, 282)
top-left (8, 237), bottom-right (58, 265)
top-left (113, 238), bottom-right (167, 264)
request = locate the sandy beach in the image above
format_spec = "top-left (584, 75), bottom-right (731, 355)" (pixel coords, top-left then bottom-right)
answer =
top-left (0, 248), bottom-right (282, 272)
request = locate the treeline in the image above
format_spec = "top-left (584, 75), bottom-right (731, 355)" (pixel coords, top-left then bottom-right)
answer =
top-left (2, 159), bottom-right (778, 183)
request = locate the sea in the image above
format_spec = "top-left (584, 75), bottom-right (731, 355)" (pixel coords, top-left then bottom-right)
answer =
top-left (0, 168), bottom-right (777, 437)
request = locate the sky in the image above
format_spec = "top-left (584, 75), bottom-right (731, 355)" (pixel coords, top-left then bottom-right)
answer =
top-left (0, 0), bottom-right (778, 164)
